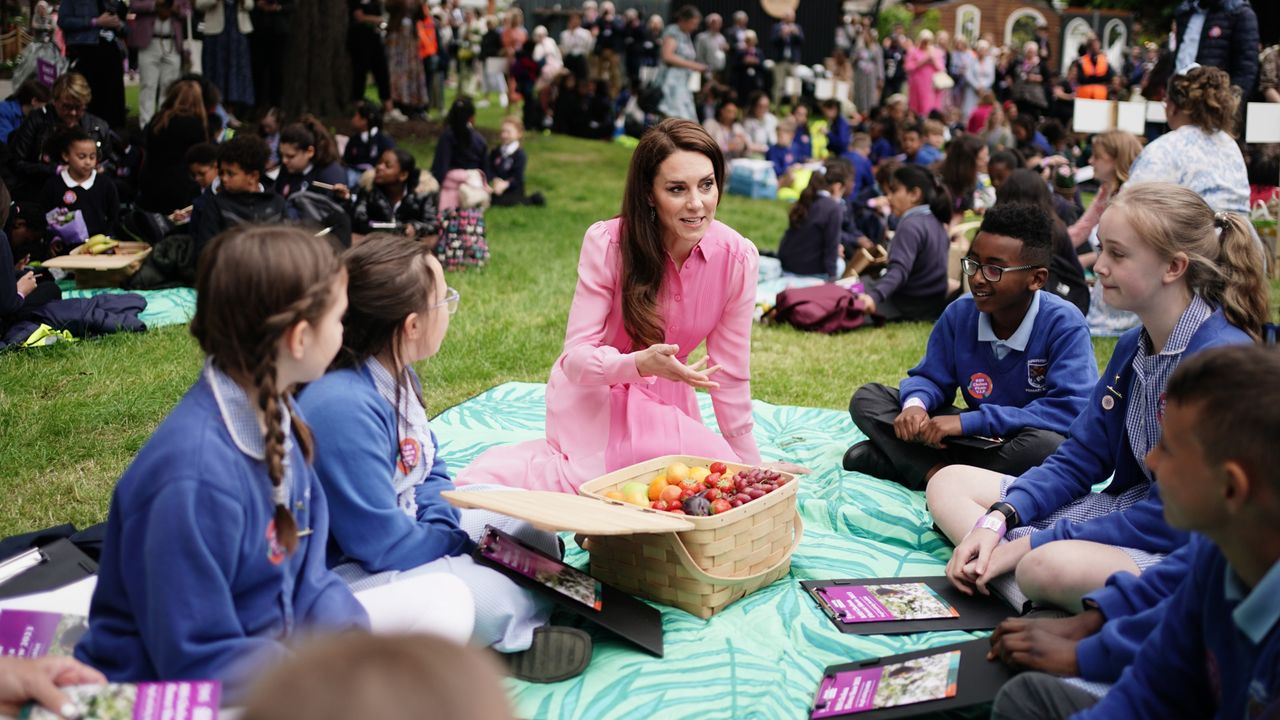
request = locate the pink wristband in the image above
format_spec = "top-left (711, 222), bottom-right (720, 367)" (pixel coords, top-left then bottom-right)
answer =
top-left (973, 513), bottom-right (1007, 538)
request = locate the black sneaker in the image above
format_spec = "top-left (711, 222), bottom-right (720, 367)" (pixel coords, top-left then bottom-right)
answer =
top-left (505, 626), bottom-right (593, 683)
top-left (842, 441), bottom-right (897, 480)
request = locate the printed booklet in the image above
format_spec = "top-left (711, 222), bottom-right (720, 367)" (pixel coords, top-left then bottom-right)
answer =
top-left (477, 526), bottom-right (604, 610)
top-left (0, 609), bottom-right (87, 657)
top-left (22, 681), bottom-right (220, 720)
top-left (813, 583), bottom-right (959, 624)
top-left (811, 651), bottom-right (961, 718)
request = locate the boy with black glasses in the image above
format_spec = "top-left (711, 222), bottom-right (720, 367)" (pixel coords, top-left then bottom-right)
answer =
top-left (845, 202), bottom-right (1096, 489)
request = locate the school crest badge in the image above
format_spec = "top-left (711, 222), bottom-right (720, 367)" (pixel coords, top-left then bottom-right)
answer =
top-left (968, 372), bottom-right (994, 399)
top-left (397, 437), bottom-right (422, 475)
top-left (62, 190), bottom-right (77, 206)
top-left (1027, 359), bottom-right (1048, 391)
top-left (265, 520), bottom-right (285, 565)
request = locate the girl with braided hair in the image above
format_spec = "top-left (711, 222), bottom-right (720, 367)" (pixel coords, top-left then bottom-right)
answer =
top-left (75, 225), bottom-right (369, 701)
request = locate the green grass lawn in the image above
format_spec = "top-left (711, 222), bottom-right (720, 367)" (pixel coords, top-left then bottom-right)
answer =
top-left (0, 105), bottom-right (1203, 540)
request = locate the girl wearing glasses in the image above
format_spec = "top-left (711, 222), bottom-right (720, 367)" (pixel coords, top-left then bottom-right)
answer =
top-left (929, 182), bottom-right (1268, 613)
top-left (298, 235), bottom-right (582, 680)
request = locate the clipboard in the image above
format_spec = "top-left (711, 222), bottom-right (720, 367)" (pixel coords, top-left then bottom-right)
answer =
top-left (472, 526), bottom-right (665, 658)
top-left (0, 540), bottom-right (97, 600)
top-left (945, 435), bottom-right (1005, 451)
top-left (810, 638), bottom-right (1014, 719)
top-left (801, 576), bottom-right (1011, 634)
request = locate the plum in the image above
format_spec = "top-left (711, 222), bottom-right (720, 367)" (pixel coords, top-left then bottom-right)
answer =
top-left (683, 494), bottom-right (712, 516)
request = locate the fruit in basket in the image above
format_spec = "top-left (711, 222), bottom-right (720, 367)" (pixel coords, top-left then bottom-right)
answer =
top-left (665, 462), bottom-right (690, 483)
top-left (620, 481), bottom-right (650, 506)
top-left (85, 236), bottom-right (120, 255)
top-left (660, 484), bottom-right (683, 503)
top-left (647, 475), bottom-right (669, 501)
top-left (710, 498), bottom-right (732, 515)
top-left (709, 461), bottom-right (728, 476)
top-left (682, 494), bottom-right (711, 516)
top-left (604, 490), bottom-right (626, 502)
top-left (688, 466), bottom-right (710, 484)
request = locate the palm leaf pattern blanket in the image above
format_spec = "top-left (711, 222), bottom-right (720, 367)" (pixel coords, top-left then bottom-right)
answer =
top-left (434, 382), bottom-right (982, 720)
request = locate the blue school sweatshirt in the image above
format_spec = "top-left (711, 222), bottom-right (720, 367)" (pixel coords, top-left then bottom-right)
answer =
top-left (765, 144), bottom-right (796, 179)
top-left (74, 368), bottom-right (367, 699)
top-left (898, 291), bottom-right (1096, 438)
top-left (1072, 543), bottom-right (1193, 683)
top-left (1074, 536), bottom-right (1280, 719)
top-left (908, 144), bottom-right (943, 166)
top-left (297, 364), bottom-right (472, 573)
top-left (1003, 309), bottom-right (1250, 554)
top-left (826, 115), bottom-right (851, 156)
top-left (840, 150), bottom-right (876, 197)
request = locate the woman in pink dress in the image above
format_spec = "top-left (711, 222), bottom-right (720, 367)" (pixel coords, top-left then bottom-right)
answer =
top-left (459, 118), bottom-right (762, 493)
top-left (904, 30), bottom-right (945, 117)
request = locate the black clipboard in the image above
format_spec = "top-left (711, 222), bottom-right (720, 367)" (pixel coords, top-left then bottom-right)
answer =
top-left (810, 638), bottom-right (1013, 719)
top-left (800, 576), bottom-right (1012, 634)
top-left (944, 435), bottom-right (1005, 451)
top-left (473, 526), bottom-right (665, 658)
top-left (0, 540), bottom-right (97, 600)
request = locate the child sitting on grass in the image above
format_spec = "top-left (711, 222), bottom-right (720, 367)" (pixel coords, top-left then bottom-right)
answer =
top-left (856, 164), bottom-right (952, 322)
top-left (342, 100), bottom-right (395, 182)
top-left (40, 127), bottom-right (119, 243)
top-left (74, 226), bottom-right (368, 701)
top-left (488, 116), bottom-right (544, 207)
top-left (347, 149), bottom-right (440, 241)
top-left (191, 136), bottom-right (287, 256)
top-left (776, 160), bottom-right (851, 280)
top-left (929, 182), bottom-right (1268, 612)
top-left (991, 344), bottom-right (1280, 719)
top-left (900, 123), bottom-right (941, 167)
top-left (819, 98), bottom-right (851, 157)
top-left (298, 234), bottom-right (589, 682)
top-left (841, 132), bottom-right (876, 197)
top-left (845, 202), bottom-right (1096, 489)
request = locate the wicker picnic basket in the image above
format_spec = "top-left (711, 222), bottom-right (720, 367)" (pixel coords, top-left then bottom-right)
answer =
top-left (440, 455), bottom-right (802, 619)
top-left (43, 241), bottom-right (152, 288)
top-left (578, 455), bottom-right (802, 619)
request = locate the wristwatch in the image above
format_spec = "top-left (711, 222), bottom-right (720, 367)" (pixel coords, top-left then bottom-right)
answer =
top-left (986, 501), bottom-right (1020, 530)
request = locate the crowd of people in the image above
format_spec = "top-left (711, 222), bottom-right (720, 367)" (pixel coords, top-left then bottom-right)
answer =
top-left (2, 1), bottom-right (1280, 719)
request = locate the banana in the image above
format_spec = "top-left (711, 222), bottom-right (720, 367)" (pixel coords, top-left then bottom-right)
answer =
top-left (87, 239), bottom-right (120, 255)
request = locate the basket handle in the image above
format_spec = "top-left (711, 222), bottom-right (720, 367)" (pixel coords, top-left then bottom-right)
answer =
top-left (668, 514), bottom-right (804, 585)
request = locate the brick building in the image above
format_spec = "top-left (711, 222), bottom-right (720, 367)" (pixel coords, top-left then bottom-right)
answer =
top-left (920, 0), bottom-right (1132, 73)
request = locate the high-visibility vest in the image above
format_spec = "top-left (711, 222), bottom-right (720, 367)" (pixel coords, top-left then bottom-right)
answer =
top-left (1077, 53), bottom-right (1108, 99)
top-left (418, 16), bottom-right (439, 59)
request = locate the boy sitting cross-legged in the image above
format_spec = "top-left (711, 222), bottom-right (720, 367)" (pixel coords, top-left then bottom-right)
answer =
top-left (845, 202), bottom-right (1097, 490)
top-left (991, 344), bottom-right (1280, 719)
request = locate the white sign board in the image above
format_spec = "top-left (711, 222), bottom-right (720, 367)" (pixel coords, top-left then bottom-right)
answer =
top-left (1246, 103), bottom-right (1280, 144)
top-left (1072, 99), bottom-right (1113, 134)
top-left (1116, 102), bottom-right (1147, 134)
top-left (814, 78), bottom-right (835, 101)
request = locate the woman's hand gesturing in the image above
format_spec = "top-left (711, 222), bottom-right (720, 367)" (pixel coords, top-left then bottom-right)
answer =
top-left (634, 343), bottom-right (721, 390)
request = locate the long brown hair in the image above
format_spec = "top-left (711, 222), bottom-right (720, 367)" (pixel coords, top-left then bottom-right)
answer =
top-left (153, 78), bottom-right (208, 135)
top-left (190, 225), bottom-right (343, 554)
top-left (280, 114), bottom-right (340, 167)
top-left (1091, 130), bottom-right (1142, 193)
top-left (1108, 182), bottom-right (1269, 341)
top-left (619, 118), bottom-right (724, 350)
top-left (334, 233), bottom-right (438, 422)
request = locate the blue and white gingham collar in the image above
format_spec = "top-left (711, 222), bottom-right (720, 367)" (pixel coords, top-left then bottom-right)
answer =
top-left (1138, 294), bottom-right (1212, 359)
top-left (205, 360), bottom-right (292, 461)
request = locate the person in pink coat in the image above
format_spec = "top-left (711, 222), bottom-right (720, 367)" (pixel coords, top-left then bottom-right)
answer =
top-left (458, 118), bottom-right (763, 493)
top-left (904, 30), bottom-right (946, 117)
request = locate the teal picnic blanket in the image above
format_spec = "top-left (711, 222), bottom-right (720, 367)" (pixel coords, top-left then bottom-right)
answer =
top-left (433, 382), bottom-right (983, 720)
top-left (56, 282), bottom-right (197, 328)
